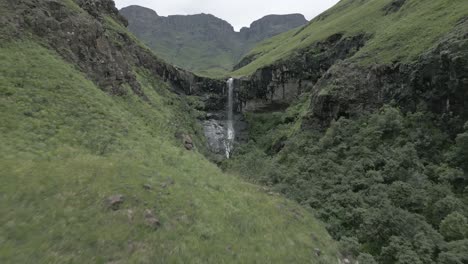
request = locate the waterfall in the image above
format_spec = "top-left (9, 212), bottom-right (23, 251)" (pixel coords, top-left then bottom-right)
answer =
top-left (225, 78), bottom-right (235, 158)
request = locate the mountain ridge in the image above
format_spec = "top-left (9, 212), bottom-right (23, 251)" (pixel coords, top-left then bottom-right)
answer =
top-left (119, 5), bottom-right (308, 77)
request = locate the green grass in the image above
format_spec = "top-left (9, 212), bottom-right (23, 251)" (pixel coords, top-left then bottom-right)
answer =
top-left (0, 38), bottom-right (338, 263)
top-left (233, 0), bottom-right (468, 76)
top-left (144, 36), bottom-right (237, 78)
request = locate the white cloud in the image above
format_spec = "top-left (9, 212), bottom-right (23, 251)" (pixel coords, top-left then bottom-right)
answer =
top-left (114, 0), bottom-right (340, 31)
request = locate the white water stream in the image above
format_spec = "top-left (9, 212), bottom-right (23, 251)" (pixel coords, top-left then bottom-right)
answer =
top-left (225, 78), bottom-right (235, 158)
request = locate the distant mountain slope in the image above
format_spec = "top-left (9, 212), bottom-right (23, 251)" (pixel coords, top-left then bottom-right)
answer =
top-left (120, 5), bottom-right (307, 77)
top-left (0, 0), bottom-right (339, 263)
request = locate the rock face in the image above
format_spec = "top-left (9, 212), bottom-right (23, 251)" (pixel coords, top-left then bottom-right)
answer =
top-left (236, 33), bottom-right (370, 112)
top-left (202, 119), bottom-right (227, 156)
top-left (119, 5), bottom-right (307, 74)
top-left (200, 80), bottom-right (249, 159)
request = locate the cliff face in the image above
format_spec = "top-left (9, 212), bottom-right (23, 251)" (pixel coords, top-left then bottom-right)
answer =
top-left (119, 5), bottom-right (307, 76)
top-left (235, 33), bottom-right (370, 112)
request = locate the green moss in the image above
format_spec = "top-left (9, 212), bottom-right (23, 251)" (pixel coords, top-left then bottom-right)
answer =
top-left (233, 0), bottom-right (468, 76)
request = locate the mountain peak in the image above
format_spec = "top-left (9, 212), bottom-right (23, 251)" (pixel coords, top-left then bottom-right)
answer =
top-left (120, 5), bottom-right (158, 16)
top-left (241, 14), bottom-right (308, 42)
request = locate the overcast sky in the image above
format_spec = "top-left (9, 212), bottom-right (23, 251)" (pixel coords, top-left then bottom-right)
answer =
top-left (114, 0), bottom-right (341, 31)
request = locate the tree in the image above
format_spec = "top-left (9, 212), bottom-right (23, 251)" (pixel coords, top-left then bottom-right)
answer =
top-left (431, 196), bottom-right (463, 225)
top-left (357, 253), bottom-right (377, 264)
top-left (339, 236), bottom-right (361, 259)
top-left (438, 240), bottom-right (468, 264)
top-left (440, 213), bottom-right (468, 241)
top-left (380, 236), bottom-right (423, 264)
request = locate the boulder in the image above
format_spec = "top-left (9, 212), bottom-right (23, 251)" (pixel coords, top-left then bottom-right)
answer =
top-left (106, 194), bottom-right (124, 210)
top-left (183, 134), bottom-right (194, 150)
top-left (314, 248), bottom-right (322, 257)
top-left (144, 209), bottom-right (161, 229)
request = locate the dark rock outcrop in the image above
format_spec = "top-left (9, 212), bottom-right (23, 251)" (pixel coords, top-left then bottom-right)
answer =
top-left (236, 33), bottom-right (370, 112)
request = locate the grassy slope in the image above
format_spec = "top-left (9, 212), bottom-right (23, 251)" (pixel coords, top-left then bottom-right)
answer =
top-left (0, 16), bottom-right (338, 264)
top-left (145, 34), bottom-right (237, 79)
top-left (233, 0), bottom-right (468, 76)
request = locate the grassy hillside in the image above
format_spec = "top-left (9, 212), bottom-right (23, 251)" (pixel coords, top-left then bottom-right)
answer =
top-left (0, 1), bottom-right (339, 263)
top-left (234, 0), bottom-right (468, 76)
top-left (0, 38), bottom-right (339, 264)
top-left (148, 36), bottom-right (238, 78)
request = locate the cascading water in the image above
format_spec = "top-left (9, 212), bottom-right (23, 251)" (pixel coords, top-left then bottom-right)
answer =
top-left (225, 78), bottom-right (235, 158)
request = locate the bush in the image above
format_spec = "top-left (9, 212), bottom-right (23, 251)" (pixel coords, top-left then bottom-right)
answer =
top-left (440, 213), bottom-right (468, 241)
top-left (357, 253), bottom-right (377, 264)
top-left (339, 236), bottom-right (361, 258)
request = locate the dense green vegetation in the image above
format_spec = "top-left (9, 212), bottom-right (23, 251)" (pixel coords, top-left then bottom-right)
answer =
top-left (0, 17), bottom-right (339, 264)
top-left (224, 102), bottom-right (468, 263)
top-left (233, 0), bottom-right (468, 76)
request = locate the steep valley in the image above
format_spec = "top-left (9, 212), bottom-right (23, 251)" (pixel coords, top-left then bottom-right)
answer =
top-left (1, 0), bottom-right (468, 263)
